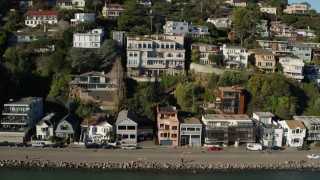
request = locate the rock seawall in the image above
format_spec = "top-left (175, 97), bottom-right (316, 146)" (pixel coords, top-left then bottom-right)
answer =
top-left (0, 160), bottom-right (320, 172)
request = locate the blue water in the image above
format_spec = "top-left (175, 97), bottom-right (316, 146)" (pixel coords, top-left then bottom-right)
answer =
top-left (1, 169), bottom-right (320, 180)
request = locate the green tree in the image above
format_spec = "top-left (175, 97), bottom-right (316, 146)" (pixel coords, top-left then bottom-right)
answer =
top-left (191, 49), bottom-right (200, 63)
top-left (76, 101), bottom-right (102, 119)
top-left (174, 82), bottom-right (200, 112)
top-left (97, 39), bottom-right (122, 71)
top-left (208, 53), bottom-right (223, 66)
top-left (68, 48), bottom-right (99, 73)
top-left (47, 73), bottom-right (70, 104)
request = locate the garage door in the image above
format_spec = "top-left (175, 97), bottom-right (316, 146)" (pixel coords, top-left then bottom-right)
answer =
top-left (160, 140), bottom-right (172, 146)
top-left (191, 142), bottom-right (200, 147)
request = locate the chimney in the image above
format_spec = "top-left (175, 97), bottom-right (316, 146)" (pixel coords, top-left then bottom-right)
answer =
top-left (102, 71), bottom-right (105, 75)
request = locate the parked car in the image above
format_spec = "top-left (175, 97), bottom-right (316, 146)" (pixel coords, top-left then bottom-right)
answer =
top-left (122, 145), bottom-right (137, 150)
top-left (268, 146), bottom-right (285, 151)
top-left (307, 154), bottom-right (320, 159)
top-left (246, 143), bottom-right (262, 151)
top-left (101, 144), bottom-right (115, 149)
top-left (85, 143), bottom-right (100, 149)
top-left (15, 142), bottom-right (29, 147)
top-left (0, 141), bottom-right (15, 147)
top-left (295, 146), bottom-right (310, 151)
top-left (207, 147), bottom-right (222, 151)
top-left (50, 142), bottom-right (64, 148)
top-left (32, 141), bottom-right (45, 148)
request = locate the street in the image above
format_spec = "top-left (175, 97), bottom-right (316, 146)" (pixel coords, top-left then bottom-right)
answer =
top-left (1, 146), bottom-right (320, 165)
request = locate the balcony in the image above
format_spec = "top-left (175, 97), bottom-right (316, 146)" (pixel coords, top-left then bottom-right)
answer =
top-left (0, 127), bottom-right (27, 133)
top-left (1, 119), bottom-right (27, 125)
top-left (2, 109), bottom-right (29, 114)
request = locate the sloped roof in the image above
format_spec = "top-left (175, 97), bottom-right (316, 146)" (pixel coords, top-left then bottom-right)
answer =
top-left (116, 110), bottom-right (141, 125)
top-left (284, 120), bottom-right (306, 129)
top-left (58, 113), bottom-right (82, 125)
top-left (81, 113), bottom-right (112, 126)
top-left (37, 113), bottom-right (59, 127)
top-left (25, 10), bottom-right (59, 16)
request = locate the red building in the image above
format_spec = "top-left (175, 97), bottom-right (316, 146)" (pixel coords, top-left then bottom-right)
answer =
top-left (213, 86), bottom-right (245, 114)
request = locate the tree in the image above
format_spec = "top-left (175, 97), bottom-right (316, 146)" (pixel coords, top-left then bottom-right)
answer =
top-left (109, 57), bottom-right (126, 112)
top-left (97, 39), bottom-right (122, 70)
top-left (76, 101), bottom-right (102, 119)
top-left (208, 53), bottom-right (223, 66)
top-left (47, 73), bottom-right (70, 104)
top-left (175, 82), bottom-right (198, 112)
top-left (57, 20), bottom-right (71, 32)
top-left (68, 48), bottom-right (99, 73)
top-left (191, 49), bottom-right (200, 63)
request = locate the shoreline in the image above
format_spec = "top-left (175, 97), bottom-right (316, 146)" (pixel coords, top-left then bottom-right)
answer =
top-left (1, 159), bottom-right (320, 173)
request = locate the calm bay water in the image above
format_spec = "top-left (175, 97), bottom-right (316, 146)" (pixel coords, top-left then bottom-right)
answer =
top-left (1, 169), bottom-right (320, 180)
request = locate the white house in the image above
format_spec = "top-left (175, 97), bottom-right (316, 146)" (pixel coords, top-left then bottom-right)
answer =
top-left (206, 18), bottom-right (232, 29)
top-left (279, 57), bottom-right (304, 81)
top-left (70, 13), bottom-right (95, 27)
top-left (278, 120), bottom-right (306, 147)
top-left (283, 3), bottom-right (309, 14)
top-left (163, 21), bottom-right (189, 36)
top-left (116, 110), bottom-right (139, 145)
top-left (73, 28), bottom-right (104, 48)
top-left (35, 113), bottom-right (59, 140)
top-left (72, 0), bottom-right (85, 9)
top-left (222, 44), bottom-right (248, 69)
top-left (188, 24), bottom-right (210, 37)
top-left (292, 42), bottom-right (312, 62)
top-left (253, 112), bottom-right (283, 148)
top-left (260, 7), bottom-right (277, 15)
top-left (80, 113), bottom-right (113, 143)
top-left (102, 3), bottom-right (124, 19)
top-left (297, 27), bottom-right (316, 37)
top-left (0, 97), bottom-right (43, 142)
top-left (24, 10), bottom-right (59, 27)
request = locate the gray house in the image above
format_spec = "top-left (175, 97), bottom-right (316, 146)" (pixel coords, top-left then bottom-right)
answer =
top-left (55, 113), bottom-right (82, 141)
top-left (294, 116), bottom-right (320, 141)
top-left (116, 110), bottom-right (139, 145)
top-left (179, 116), bottom-right (202, 147)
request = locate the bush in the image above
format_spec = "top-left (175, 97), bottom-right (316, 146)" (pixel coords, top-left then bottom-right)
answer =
top-left (315, 141), bottom-right (320, 147)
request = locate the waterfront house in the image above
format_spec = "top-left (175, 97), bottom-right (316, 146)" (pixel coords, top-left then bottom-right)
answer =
top-left (24, 10), bottom-right (59, 28)
top-left (213, 86), bottom-right (245, 115)
top-left (157, 106), bottom-right (179, 147)
top-left (0, 97), bottom-right (43, 142)
top-left (253, 112), bottom-right (283, 148)
top-left (55, 113), bottom-right (82, 141)
top-left (69, 71), bottom-right (117, 110)
top-left (278, 120), bottom-right (306, 147)
top-left (35, 113), bottom-right (60, 140)
top-left (202, 114), bottom-right (255, 147)
top-left (126, 34), bottom-right (185, 77)
top-left (116, 110), bottom-right (140, 145)
top-left (179, 116), bottom-right (202, 147)
top-left (294, 116), bottom-right (320, 141)
top-left (80, 113), bottom-right (113, 143)
top-left (73, 28), bottom-right (104, 48)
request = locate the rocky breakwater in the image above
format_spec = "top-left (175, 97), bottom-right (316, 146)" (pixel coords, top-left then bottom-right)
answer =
top-left (0, 159), bottom-right (320, 172)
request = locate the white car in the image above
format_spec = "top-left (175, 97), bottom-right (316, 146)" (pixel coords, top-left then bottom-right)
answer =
top-left (307, 154), bottom-right (320, 159)
top-left (122, 145), bottom-right (137, 150)
top-left (32, 141), bottom-right (45, 148)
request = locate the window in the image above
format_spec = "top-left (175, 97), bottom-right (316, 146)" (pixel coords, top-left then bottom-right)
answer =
top-left (130, 134), bottom-right (135, 139)
top-left (127, 126), bottom-right (135, 130)
top-left (123, 134), bottom-right (128, 139)
top-left (172, 126), bottom-right (177, 130)
top-left (181, 127), bottom-right (186, 131)
top-left (61, 125), bottom-right (68, 130)
top-left (118, 126), bottom-right (126, 130)
top-left (171, 133), bottom-right (177, 138)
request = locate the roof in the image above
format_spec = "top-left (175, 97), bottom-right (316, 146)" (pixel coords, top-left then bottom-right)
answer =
top-left (4, 97), bottom-right (42, 105)
top-left (58, 113), bottom-right (82, 125)
top-left (249, 49), bottom-right (274, 55)
top-left (81, 113), bottom-right (111, 126)
top-left (292, 42), bottom-right (310, 48)
top-left (37, 113), bottom-right (59, 126)
top-left (191, 42), bottom-right (217, 47)
top-left (116, 110), bottom-right (141, 125)
top-left (179, 116), bottom-right (201, 124)
top-left (219, 86), bottom-right (244, 92)
top-left (253, 112), bottom-right (275, 117)
top-left (293, 116), bottom-right (320, 125)
top-left (283, 120), bottom-right (306, 129)
top-left (203, 114), bottom-right (252, 121)
top-left (108, 3), bottom-right (123, 7)
top-left (78, 71), bottom-right (110, 78)
top-left (25, 10), bottom-right (59, 16)
top-left (158, 106), bottom-right (177, 113)
top-left (87, 91), bottom-right (115, 102)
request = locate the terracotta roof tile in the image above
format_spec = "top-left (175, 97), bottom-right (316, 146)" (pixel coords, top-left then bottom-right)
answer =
top-left (284, 120), bottom-right (306, 129)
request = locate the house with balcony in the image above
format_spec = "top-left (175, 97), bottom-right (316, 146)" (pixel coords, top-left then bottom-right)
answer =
top-left (163, 21), bottom-right (210, 37)
top-left (70, 13), bottom-right (95, 27)
top-left (217, 6), bottom-right (232, 17)
top-left (179, 116), bottom-right (202, 147)
top-left (24, 10), bottom-right (59, 28)
top-left (206, 17), bottom-right (232, 29)
top-left (73, 28), bottom-right (104, 48)
top-left (190, 42), bottom-right (220, 65)
top-left (222, 44), bottom-right (248, 69)
top-left (126, 34), bottom-right (185, 77)
top-left (116, 110), bottom-right (140, 145)
top-left (157, 106), bottom-right (179, 147)
top-left (102, 3), bottom-right (124, 19)
top-left (202, 114), bottom-right (255, 147)
top-left (45, 0), bottom-right (85, 9)
top-left (256, 40), bottom-right (294, 56)
top-left (248, 49), bottom-right (276, 73)
top-left (55, 113), bottom-right (82, 141)
top-left (292, 42), bottom-right (312, 62)
top-left (69, 71), bottom-right (117, 110)
top-left (270, 21), bottom-right (297, 39)
top-left (252, 112), bottom-right (283, 148)
top-left (294, 116), bottom-right (320, 141)
top-left (297, 27), bottom-right (316, 38)
top-left (35, 113), bottom-right (60, 140)
top-left (80, 113), bottom-right (113, 143)
top-left (279, 57), bottom-right (304, 82)
top-left (213, 86), bottom-right (245, 114)
top-left (0, 97), bottom-right (43, 142)
top-left (283, 3), bottom-right (309, 14)
top-left (278, 120), bottom-right (306, 147)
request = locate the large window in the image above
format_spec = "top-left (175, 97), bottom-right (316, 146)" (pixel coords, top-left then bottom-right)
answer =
top-left (172, 126), bottom-right (177, 130)
top-left (127, 126), bottom-right (135, 130)
top-left (118, 126), bottom-right (126, 130)
top-left (61, 125), bottom-right (68, 130)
